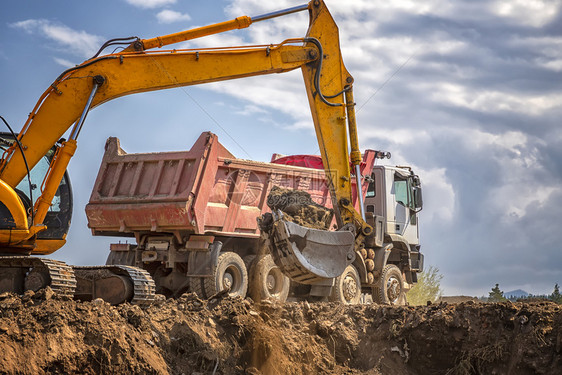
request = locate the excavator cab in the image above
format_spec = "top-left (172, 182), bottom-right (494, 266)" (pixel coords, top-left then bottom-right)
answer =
top-left (0, 133), bottom-right (72, 251)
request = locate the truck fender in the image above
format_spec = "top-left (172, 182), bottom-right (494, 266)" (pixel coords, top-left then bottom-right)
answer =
top-left (386, 233), bottom-right (411, 260)
top-left (352, 253), bottom-right (368, 284)
top-left (386, 233), bottom-right (415, 284)
top-left (186, 241), bottom-right (223, 277)
top-left (374, 243), bottom-right (392, 275)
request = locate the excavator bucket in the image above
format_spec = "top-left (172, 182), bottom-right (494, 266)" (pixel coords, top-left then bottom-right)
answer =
top-left (266, 213), bottom-right (356, 285)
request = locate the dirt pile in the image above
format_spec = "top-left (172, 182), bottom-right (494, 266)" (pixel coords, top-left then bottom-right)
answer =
top-left (266, 186), bottom-right (333, 230)
top-left (0, 289), bottom-right (560, 374)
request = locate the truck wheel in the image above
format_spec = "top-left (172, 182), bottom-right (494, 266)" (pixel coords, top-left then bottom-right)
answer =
top-left (203, 252), bottom-right (248, 298)
top-left (329, 264), bottom-right (361, 304)
top-left (249, 254), bottom-right (290, 303)
top-left (188, 276), bottom-right (205, 298)
top-left (373, 264), bottom-right (406, 305)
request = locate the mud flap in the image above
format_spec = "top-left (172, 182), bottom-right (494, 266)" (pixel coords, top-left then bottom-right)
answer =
top-left (268, 218), bottom-right (356, 285)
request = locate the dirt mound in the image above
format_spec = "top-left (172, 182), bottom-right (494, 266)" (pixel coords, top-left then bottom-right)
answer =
top-left (438, 296), bottom-right (481, 304)
top-left (0, 289), bottom-right (560, 374)
top-left (266, 186), bottom-right (333, 230)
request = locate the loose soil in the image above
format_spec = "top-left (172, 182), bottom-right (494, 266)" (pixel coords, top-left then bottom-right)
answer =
top-left (0, 289), bottom-right (560, 374)
top-left (266, 186), bottom-right (333, 230)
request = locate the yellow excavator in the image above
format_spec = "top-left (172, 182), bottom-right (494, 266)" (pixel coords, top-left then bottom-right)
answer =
top-left (0, 0), bottom-right (375, 304)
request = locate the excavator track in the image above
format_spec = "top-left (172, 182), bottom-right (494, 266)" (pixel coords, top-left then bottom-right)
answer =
top-left (113, 265), bottom-right (156, 306)
top-left (0, 256), bottom-right (76, 297)
top-left (73, 265), bottom-right (155, 306)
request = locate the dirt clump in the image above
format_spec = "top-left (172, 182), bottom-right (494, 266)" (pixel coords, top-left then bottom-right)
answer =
top-left (266, 186), bottom-right (333, 230)
top-left (0, 289), bottom-right (560, 374)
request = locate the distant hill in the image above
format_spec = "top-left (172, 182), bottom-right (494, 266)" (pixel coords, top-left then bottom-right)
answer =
top-left (505, 289), bottom-right (529, 298)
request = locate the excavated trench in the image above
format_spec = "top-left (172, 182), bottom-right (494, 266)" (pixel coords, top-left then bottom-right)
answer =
top-left (0, 289), bottom-right (560, 374)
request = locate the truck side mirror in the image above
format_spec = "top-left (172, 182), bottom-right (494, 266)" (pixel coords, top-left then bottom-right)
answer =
top-left (413, 187), bottom-right (423, 210)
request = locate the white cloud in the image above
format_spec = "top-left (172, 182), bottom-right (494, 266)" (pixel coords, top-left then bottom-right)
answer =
top-left (156, 9), bottom-right (191, 24)
top-left (493, 0), bottom-right (558, 27)
top-left (429, 83), bottom-right (562, 116)
top-left (226, 0), bottom-right (304, 16)
top-left (511, 35), bottom-right (562, 72)
top-left (496, 184), bottom-right (559, 219)
top-left (416, 167), bottom-right (455, 222)
top-left (180, 32), bottom-right (246, 49)
top-left (203, 71), bottom-right (307, 119)
top-left (53, 57), bottom-right (75, 68)
top-left (364, 128), bottom-right (430, 146)
top-left (234, 104), bottom-right (269, 116)
top-left (10, 19), bottom-right (103, 58)
top-left (444, 127), bottom-right (557, 220)
top-left (124, 0), bottom-right (176, 9)
top-left (329, 0), bottom-right (443, 16)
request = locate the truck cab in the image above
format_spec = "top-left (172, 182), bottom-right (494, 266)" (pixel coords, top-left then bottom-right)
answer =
top-left (366, 165), bottom-right (422, 246)
top-left (365, 165), bottom-right (424, 288)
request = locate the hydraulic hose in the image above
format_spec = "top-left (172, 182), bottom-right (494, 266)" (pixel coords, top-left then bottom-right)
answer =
top-left (0, 116), bottom-right (34, 228)
top-left (303, 37), bottom-right (346, 107)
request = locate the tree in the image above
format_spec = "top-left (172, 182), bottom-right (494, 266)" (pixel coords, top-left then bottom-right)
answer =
top-left (550, 283), bottom-right (562, 304)
top-left (406, 265), bottom-right (443, 305)
top-left (488, 283), bottom-right (507, 302)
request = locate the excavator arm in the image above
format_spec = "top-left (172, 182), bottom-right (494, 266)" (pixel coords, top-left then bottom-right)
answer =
top-left (0, 43), bottom-right (317, 189)
top-left (0, 0), bottom-right (370, 285)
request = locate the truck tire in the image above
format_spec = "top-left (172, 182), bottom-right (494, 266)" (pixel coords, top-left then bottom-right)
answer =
top-left (329, 264), bottom-right (361, 304)
top-left (189, 276), bottom-right (205, 298)
top-left (203, 252), bottom-right (248, 299)
top-left (373, 264), bottom-right (406, 305)
top-left (248, 254), bottom-right (290, 303)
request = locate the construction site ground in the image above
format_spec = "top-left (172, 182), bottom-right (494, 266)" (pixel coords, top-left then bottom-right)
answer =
top-left (0, 289), bottom-right (560, 374)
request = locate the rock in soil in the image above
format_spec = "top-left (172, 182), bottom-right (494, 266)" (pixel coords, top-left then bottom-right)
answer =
top-left (0, 291), bottom-right (560, 374)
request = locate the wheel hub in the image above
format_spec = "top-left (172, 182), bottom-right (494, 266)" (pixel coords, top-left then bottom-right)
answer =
top-left (223, 273), bottom-right (234, 290)
top-left (387, 276), bottom-right (401, 303)
top-left (342, 274), bottom-right (358, 302)
top-left (266, 274), bottom-right (276, 292)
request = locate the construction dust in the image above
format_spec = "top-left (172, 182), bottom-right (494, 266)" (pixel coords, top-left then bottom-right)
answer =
top-left (0, 289), bottom-right (560, 374)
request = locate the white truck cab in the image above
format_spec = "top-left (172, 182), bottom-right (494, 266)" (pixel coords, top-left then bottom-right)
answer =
top-left (363, 165), bottom-right (424, 301)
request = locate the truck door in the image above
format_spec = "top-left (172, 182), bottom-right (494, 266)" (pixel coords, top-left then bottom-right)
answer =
top-left (391, 174), bottom-right (419, 245)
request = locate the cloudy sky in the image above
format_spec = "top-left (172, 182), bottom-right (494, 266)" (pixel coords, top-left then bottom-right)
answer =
top-left (1, 0), bottom-right (561, 296)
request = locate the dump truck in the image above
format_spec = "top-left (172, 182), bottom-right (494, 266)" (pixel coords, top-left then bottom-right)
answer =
top-left (86, 132), bottom-right (424, 304)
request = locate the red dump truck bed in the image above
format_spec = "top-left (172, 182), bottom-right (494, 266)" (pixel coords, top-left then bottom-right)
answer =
top-left (86, 132), bottom-right (376, 239)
